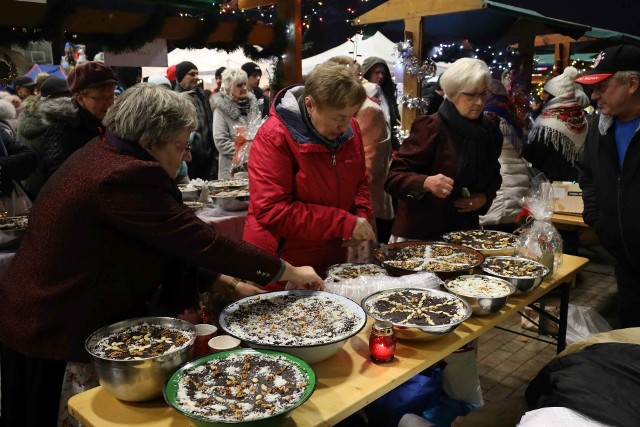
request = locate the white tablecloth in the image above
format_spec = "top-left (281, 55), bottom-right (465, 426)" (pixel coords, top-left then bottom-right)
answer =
top-left (197, 206), bottom-right (247, 240)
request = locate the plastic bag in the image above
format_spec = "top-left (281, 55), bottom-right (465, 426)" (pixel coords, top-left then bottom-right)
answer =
top-left (0, 180), bottom-right (32, 216)
top-left (324, 272), bottom-right (442, 304)
top-left (229, 99), bottom-right (265, 177)
top-left (566, 304), bottom-right (612, 345)
top-left (516, 174), bottom-right (563, 274)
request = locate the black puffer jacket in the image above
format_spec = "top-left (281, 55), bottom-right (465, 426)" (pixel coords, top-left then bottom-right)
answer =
top-left (42, 99), bottom-right (103, 180)
top-left (578, 114), bottom-right (640, 264)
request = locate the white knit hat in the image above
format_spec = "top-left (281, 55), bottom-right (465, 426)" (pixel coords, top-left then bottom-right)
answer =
top-left (544, 66), bottom-right (579, 98)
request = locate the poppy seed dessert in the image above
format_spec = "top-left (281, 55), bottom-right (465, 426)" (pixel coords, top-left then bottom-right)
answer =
top-left (175, 353), bottom-right (309, 422)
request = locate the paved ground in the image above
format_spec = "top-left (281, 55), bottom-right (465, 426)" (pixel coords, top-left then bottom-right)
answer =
top-left (476, 242), bottom-right (617, 406)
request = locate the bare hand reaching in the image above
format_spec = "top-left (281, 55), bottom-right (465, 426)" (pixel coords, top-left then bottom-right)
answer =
top-left (280, 264), bottom-right (324, 290)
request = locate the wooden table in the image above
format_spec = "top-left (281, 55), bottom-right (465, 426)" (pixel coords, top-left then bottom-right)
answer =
top-left (551, 213), bottom-right (588, 230)
top-left (69, 255), bottom-right (588, 427)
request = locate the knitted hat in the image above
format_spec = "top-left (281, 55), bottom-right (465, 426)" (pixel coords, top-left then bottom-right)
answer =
top-left (13, 76), bottom-right (36, 88)
top-left (40, 77), bottom-right (71, 97)
top-left (175, 61), bottom-right (198, 83)
top-left (576, 45), bottom-right (640, 84)
top-left (147, 75), bottom-right (172, 88)
top-left (67, 61), bottom-right (117, 93)
top-left (544, 66), bottom-right (578, 98)
top-left (166, 64), bottom-right (176, 82)
top-left (241, 62), bottom-right (261, 77)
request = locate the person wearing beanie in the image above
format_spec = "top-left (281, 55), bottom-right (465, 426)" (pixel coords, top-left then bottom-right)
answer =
top-left (174, 61), bottom-right (218, 180)
top-left (523, 66), bottom-right (588, 182)
top-left (576, 44), bottom-right (640, 328)
top-left (39, 60), bottom-right (117, 182)
top-left (240, 61), bottom-right (270, 117)
top-left (362, 56), bottom-right (401, 150)
top-left (166, 64), bottom-right (177, 88)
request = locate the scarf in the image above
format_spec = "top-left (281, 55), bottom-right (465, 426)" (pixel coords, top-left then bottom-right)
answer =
top-left (528, 94), bottom-right (588, 165)
top-left (483, 94), bottom-right (524, 152)
top-left (437, 99), bottom-right (500, 197)
top-left (237, 98), bottom-right (251, 117)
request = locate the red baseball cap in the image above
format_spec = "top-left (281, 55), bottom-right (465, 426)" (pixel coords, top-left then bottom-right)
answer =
top-left (166, 64), bottom-right (176, 82)
top-left (576, 45), bottom-right (640, 85)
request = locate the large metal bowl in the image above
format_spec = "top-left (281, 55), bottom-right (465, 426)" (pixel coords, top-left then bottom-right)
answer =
top-left (219, 290), bottom-right (367, 364)
top-left (373, 241), bottom-right (484, 279)
top-left (480, 256), bottom-right (550, 293)
top-left (361, 288), bottom-right (473, 341)
top-left (163, 349), bottom-right (316, 426)
top-left (178, 184), bottom-right (201, 201)
top-left (443, 275), bottom-right (516, 315)
top-left (85, 316), bottom-right (196, 402)
top-left (441, 229), bottom-right (519, 257)
top-left (0, 215), bottom-right (28, 250)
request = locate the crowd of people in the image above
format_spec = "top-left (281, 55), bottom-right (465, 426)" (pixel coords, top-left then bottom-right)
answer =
top-left (1, 43), bottom-right (640, 426)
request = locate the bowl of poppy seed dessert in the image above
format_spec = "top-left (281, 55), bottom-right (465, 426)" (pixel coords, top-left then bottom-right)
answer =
top-left (373, 241), bottom-right (484, 279)
top-left (480, 256), bottom-right (550, 292)
top-left (441, 229), bottom-right (519, 257)
top-left (0, 215), bottom-right (29, 250)
top-left (85, 316), bottom-right (196, 402)
top-left (443, 275), bottom-right (516, 315)
top-left (361, 288), bottom-right (472, 341)
top-left (219, 290), bottom-right (367, 364)
top-left (163, 348), bottom-right (316, 426)
top-left (325, 262), bottom-right (388, 281)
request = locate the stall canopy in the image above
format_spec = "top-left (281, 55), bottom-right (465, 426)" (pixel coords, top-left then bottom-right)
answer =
top-left (302, 31), bottom-right (397, 76)
top-left (25, 64), bottom-right (67, 80)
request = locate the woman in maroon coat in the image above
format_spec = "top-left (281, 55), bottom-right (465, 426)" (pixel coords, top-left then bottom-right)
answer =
top-left (0, 84), bottom-right (322, 427)
top-left (385, 58), bottom-right (503, 241)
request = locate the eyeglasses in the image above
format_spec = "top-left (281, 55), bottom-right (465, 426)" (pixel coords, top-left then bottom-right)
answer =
top-left (461, 90), bottom-right (492, 102)
top-left (173, 132), bottom-right (195, 153)
top-left (84, 94), bottom-right (115, 103)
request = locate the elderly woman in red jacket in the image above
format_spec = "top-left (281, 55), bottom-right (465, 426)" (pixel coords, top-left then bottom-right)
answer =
top-left (0, 84), bottom-right (322, 426)
top-left (243, 62), bottom-right (376, 283)
top-left (385, 58), bottom-right (503, 241)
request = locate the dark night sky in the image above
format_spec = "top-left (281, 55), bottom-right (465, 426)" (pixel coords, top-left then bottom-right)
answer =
top-left (305, 0), bottom-right (640, 55)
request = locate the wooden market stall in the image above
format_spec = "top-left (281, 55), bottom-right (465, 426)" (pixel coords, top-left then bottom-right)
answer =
top-left (352, 0), bottom-right (592, 128)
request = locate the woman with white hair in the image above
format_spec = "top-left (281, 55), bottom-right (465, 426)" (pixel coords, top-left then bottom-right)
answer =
top-left (212, 68), bottom-right (258, 181)
top-left (385, 57), bottom-right (503, 240)
top-left (0, 83), bottom-right (322, 426)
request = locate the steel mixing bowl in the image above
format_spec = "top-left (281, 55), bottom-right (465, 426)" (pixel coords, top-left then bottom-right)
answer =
top-left (480, 256), bottom-right (550, 293)
top-left (361, 288), bottom-right (473, 341)
top-left (443, 275), bottom-right (516, 315)
top-left (85, 316), bottom-right (196, 402)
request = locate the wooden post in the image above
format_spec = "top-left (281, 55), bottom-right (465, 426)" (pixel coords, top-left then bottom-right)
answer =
top-left (277, 0), bottom-right (302, 86)
top-left (553, 42), bottom-right (571, 73)
top-left (402, 17), bottom-right (422, 130)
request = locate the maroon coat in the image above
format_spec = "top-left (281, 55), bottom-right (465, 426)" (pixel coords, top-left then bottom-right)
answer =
top-left (385, 113), bottom-right (502, 240)
top-left (0, 137), bottom-right (283, 362)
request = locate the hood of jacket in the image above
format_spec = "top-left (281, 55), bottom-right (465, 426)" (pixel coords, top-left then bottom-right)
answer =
top-left (40, 97), bottom-right (80, 125)
top-left (272, 85), bottom-right (354, 148)
top-left (212, 91), bottom-right (258, 122)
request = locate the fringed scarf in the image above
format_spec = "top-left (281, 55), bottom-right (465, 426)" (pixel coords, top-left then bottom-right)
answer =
top-left (484, 94), bottom-right (524, 152)
top-left (528, 94), bottom-right (588, 165)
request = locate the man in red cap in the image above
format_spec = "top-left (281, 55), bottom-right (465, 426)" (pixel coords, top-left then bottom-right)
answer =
top-left (41, 61), bottom-right (117, 181)
top-left (577, 44), bottom-right (640, 327)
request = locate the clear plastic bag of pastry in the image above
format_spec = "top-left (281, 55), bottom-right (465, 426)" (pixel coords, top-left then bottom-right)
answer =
top-left (230, 99), bottom-right (265, 177)
top-left (516, 174), bottom-right (563, 274)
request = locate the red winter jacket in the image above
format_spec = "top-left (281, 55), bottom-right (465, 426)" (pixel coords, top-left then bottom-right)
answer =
top-left (243, 86), bottom-right (373, 280)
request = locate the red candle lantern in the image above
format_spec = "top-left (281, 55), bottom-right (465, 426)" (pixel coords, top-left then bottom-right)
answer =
top-left (369, 321), bottom-right (396, 363)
